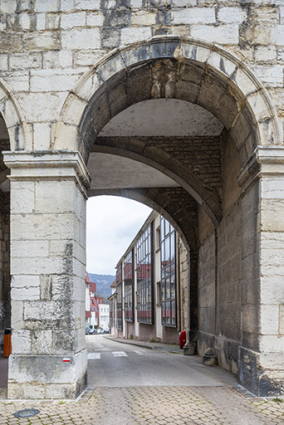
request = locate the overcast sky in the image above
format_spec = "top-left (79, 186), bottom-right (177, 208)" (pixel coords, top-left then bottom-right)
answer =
top-left (86, 196), bottom-right (152, 276)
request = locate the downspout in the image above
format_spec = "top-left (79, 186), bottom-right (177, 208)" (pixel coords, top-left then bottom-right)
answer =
top-left (183, 250), bottom-right (195, 355)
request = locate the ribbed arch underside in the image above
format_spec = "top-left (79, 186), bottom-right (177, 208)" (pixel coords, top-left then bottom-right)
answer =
top-left (79, 57), bottom-right (257, 166)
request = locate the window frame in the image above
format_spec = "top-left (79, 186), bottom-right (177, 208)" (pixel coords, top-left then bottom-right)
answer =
top-left (160, 216), bottom-right (177, 328)
top-left (124, 249), bottom-right (134, 323)
top-left (136, 223), bottom-right (153, 325)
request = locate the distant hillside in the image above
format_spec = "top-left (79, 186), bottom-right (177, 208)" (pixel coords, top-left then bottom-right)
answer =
top-left (88, 273), bottom-right (115, 299)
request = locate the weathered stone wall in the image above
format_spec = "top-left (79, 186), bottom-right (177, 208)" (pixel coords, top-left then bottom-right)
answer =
top-left (198, 231), bottom-right (216, 355)
top-left (216, 202), bottom-right (241, 374)
top-left (198, 133), bottom-right (242, 373)
top-left (6, 152), bottom-right (89, 399)
top-left (0, 0), bottom-right (282, 152)
top-left (0, 0), bottom-right (284, 398)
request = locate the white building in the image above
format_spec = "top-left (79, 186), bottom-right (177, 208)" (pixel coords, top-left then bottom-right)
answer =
top-left (99, 304), bottom-right (110, 330)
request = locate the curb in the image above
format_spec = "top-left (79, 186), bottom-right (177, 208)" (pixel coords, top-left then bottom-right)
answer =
top-left (104, 335), bottom-right (183, 354)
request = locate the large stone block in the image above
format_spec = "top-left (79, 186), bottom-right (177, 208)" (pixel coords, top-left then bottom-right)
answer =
top-left (61, 0), bottom-right (73, 12)
top-left (132, 12), bottom-right (156, 26)
top-left (191, 24), bottom-right (239, 45)
top-left (12, 240), bottom-right (49, 259)
top-left (255, 46), bottom-right (277, 62)
top-left (12, 330), bottom-right (31, 354)
top-left (11, 214), bottom-right (79, 241)
top-left (0, 0), bottom-right (16, 14)
top-left (271, 25), bottom-right (284, 46)
top-left (1, 71), bottom-right (29, 92)
top-left (35, 0), bottom-right (60, 13)
top-left (0, 33), bottom-right (22, 53)
top-left (43, 50), bottom-right (73, 69)
top-left (260, 199), bottom-right (284, 232)
top-left (86, 12), bottom-right (104, 26)
top-left (0, 54), bottom-right (8, 71)
top-left (261, 275), bottom-right (284, 304)
top-left (16, 92), bottom-right (67, 122)
top-left (24, 32), bottom-right (60, 51)
top-left (259, 335), bottom-right (284, 353)
top-left (32, 330), bottom-right (53, 354)
top-left (11, 256), bottom-right (65, 275)
top-left (10, 181), bottom-right (35, 214)
top-left (217, 7), bottom-right (247, 24)
top-left (34, 180), bottom-right (79, 213)
top-left (75, 0), bottom-right (100, 10)
top-left (30, 69), bottom-right (84, 92)
top-left (34, 122), bottom-right (51, 150)
top-left (121, 27), bottom-right (152, 45)
top-left (251, 64), bottom-right (284, 88)
top-left (11, 300), bottom-right (24, 330)
top-left (61, 12), bottom-right (86, 29)
top-left (73, 49), bottom-right (104, 67)
top-left (171, 8), bottom-right (215, 25)
top-left (260, 304), bottom-right (279, 335)
top-left (62, 28), bottom-right (101, 50)
top-left (10, 53), bottom-right (42, 70)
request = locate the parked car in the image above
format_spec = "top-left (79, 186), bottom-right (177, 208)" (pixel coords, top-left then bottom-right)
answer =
top-left (103, 327), bottom-right (110, 334)
top-left (85, 326), bottom-right (91, 335)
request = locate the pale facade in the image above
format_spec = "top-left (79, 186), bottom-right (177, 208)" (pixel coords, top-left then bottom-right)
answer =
top-left (99, 304), bottom-right (109, 330)
top-left (110, 211), bottom-right (189, 345)
top-left (0, 0), bottom-right (282, 399)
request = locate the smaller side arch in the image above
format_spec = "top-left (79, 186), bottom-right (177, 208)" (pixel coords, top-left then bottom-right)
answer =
top-left (0, 77), bottom-right (28, 151)
top-left (87, 188), bottom-right (198, 252)
top-left (91, 142), bottom-right (221, 226)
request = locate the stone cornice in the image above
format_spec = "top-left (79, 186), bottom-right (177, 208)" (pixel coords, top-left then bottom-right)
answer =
top-left (3, 151), bottom-right (91, 198)
top-left (238, 147), bottom-right (284, 193)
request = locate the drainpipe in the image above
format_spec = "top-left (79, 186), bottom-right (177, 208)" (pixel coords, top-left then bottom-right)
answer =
top-left (183, 251), bottom-right (195, 355)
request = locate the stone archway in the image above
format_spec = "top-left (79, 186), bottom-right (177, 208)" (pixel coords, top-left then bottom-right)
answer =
top-left (4, 35), bottom-right (284, 400)
top-left (50, 36), bottom-right (283, 397)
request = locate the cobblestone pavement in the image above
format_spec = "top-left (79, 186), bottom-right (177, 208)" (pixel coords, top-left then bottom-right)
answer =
top-left (0, 386), bottom-right (284, 425)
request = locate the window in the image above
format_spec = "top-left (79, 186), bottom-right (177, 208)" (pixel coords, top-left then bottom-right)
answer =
top-left (116, 264), bottom-right (123, 331)
top-left (124, 250), bottom-right (134, 322)
top-left (160, 217), bottom-right (176, 327)
top-left (137, 224), bottom-right (153, 324)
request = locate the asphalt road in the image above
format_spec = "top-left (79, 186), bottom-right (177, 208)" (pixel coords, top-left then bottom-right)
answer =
top-left (86, 335), bottom-right (237, 388)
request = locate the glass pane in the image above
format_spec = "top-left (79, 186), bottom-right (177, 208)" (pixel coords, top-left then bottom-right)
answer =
top-left (165, 266), bottom-right (171, 278)
top-left (165, 220), bottom-right (170, 236)
top-left (171, 233), bottom-right (175, 262)
top-left (166, 278), bottom-right (171, 300)
top-left (161, 243), bottom-right (165, 263)
top-left (165, 237), bottom-right (170, 262)
top-left (166, 301), bottom-right (171, 324)
top-left (161, 281), bottom-right (165, 301)
top-left (171, 300), bottom-right (176, 324)
top-left (160, 218), bottom-right (164, 241)
top-left (171, 280), bottom-right (175, 299)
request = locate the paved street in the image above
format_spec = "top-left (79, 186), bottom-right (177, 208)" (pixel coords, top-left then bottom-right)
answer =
top-left (86, 335), bottom-right (237, 388)
top-left (0, 336), bottom-right (284, 424)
